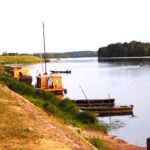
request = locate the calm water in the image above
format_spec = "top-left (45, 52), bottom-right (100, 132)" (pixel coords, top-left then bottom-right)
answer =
top-left (23, 57), bottom-right (150, 147)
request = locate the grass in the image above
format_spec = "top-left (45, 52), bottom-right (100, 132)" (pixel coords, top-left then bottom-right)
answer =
top-left (89, 138), bottom-right (111, 150)
top-left (0, 84), bottom-right (70, 149)
top-left (0, 55), bottom-right (41, 64)
top-left (0, 90), bottom-right (39, 142)
top-left (0, 74), bottom-right (107, 132)
top-left (0, 83), bottom-right (101, 149)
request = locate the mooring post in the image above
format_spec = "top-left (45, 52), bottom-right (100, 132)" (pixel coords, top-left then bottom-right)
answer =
top-left (147, 137), bottom-right (150, 150)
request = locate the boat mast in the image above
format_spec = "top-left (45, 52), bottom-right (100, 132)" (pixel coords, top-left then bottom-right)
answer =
top-left (43, 22), bottom-right (47, 75)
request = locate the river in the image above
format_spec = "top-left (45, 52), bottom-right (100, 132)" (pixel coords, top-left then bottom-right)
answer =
top-left (23, 57), bottom-right (150, 147)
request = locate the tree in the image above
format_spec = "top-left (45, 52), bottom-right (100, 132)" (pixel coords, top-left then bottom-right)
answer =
top-left (98, 41), bottom-right (150, 57)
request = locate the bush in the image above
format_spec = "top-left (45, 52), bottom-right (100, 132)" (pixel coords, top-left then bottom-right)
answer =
top-left (76, 111), bottom-right (98, 125)
top-left (44, 103), bottom-right (60, 116)
top-left (59, 98), bottom-right (79, 116)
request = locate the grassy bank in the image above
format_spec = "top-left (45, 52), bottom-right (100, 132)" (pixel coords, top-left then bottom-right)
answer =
top-left (0, 84), bottom-right (98, 149)
top-left (0, 74), bottom-right (107, 132)
top-left (0, 55), bottom-right (41, 64)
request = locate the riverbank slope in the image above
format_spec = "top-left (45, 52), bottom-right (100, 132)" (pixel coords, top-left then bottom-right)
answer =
top-left (0, 84), bottom-right (146, 150)
top-left (0, 84), bottom-right (96, 150)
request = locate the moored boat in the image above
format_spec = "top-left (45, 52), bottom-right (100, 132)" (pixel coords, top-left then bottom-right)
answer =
top-left (35, 74), bottom-right (67, 99)
top-left (73, 98), bottom-right (115, 107)
top-left (79, 105), bottom-right (134, 117)
top-left (50, 70), bottom-right (71, 74)
top-left (6, 65), bottom-right (32, 85)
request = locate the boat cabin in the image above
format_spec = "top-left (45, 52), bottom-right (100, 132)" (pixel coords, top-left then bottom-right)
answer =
top-left (36, 74), bottom-right (66, 99)
top-left (6, 65), bottom-right (32, 85)
top-left (12, 69), bottom-right (29, 79)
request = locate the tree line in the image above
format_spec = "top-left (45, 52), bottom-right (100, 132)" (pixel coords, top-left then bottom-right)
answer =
top-left (1, 51), bottom-right (97, 58)
top-left (98, 41), bottom-right (150, 57)
top-left (2, 52), bottom-right (30, 56)
top-left (34, 51), bottom-right (97, 58)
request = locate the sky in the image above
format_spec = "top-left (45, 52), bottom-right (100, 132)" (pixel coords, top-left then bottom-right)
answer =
top-left (0, 0), bottom-right (150, 54)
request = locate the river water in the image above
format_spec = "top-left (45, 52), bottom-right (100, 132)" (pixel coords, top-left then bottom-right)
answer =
top-left (23, 57), bottom-right (150, 147)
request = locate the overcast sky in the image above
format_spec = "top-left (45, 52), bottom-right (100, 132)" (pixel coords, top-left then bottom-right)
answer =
top-left (0, 0), bottom-right (150, 54)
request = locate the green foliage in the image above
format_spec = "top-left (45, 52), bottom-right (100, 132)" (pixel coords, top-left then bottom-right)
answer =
top-left (89, 138), bottom-right (106, 150)
top-left (44, 102), bottom-right (60, 116)
top-left (0, 74), bottom-right (107, 132)
top-left (59, 98), bottom-right (79, 116)
top-left (4, 66), bottom-right (12, 73)
top-left (76, 111), bottom-right (98, 125)
top-left (98, 41), bottom-right (150, 57)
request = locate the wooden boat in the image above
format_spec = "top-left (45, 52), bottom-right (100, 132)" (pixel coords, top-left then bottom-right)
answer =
top-left (50, 70), bottom-right (71, 74)
top-left (13, 69), bottom-right (32, 85)
top-left (19, 73), bottom-right (33, 85)
top-left (6, 65), bottom-right (32, 85)
top-left (36, 74), bottom-right (67, 99)
top-left (73, 99), bottom-right (115, 107)
top-left (79, 105), bottom-right (134, 117)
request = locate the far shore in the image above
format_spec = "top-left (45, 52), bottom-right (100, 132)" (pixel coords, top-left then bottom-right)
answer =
top-left (99, 56), bottom-right (150, 61)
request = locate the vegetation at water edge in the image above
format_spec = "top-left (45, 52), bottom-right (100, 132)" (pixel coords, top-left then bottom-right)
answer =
top-left (0, 74), bottom-right (107, 132)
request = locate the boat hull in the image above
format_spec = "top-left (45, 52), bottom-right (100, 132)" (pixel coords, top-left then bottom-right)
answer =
top-left (50, 70), bottom-right (71, 74)
top-left (73, 99), bottom-right (115, 107)
top-left (79, 105), bottom-right (134, 117)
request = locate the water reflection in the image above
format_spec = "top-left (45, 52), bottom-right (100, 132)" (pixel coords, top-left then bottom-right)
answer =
top-left (98, 58), bottom-right (150, 67)
top-left (101, 118), bottom-right (126, 130)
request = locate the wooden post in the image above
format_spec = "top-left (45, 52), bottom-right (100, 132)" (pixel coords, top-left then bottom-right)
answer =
top-left (147, 137), bottom-right (150, 150)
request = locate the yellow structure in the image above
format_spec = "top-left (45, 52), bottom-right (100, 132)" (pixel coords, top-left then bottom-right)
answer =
top-left (9, 66), bottom-right (32, 85)
top-left (36, 75), bottom-right (66, 99)
top-left (13, 69), bottom-right (30, 80)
